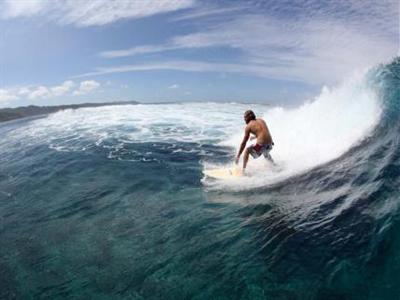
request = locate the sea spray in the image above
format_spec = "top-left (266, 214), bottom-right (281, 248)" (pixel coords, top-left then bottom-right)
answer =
top-left (208, 70), bottom-right (382, 190)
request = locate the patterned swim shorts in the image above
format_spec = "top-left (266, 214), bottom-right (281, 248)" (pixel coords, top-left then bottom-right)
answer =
top-left (247, 143), bottom-right (273, 159)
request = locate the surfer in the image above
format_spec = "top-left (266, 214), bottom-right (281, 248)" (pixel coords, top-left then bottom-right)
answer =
top-left (235, 110), bottom-right (274, 173)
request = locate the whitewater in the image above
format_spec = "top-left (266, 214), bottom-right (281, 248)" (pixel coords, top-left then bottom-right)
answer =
top-left (0, 58), bottom-right (399, 299)
top-left (4, 70), bottom-right (381, 189)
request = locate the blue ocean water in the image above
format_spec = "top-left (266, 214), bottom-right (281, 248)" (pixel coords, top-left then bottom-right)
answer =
top-left (0, 58), bottom-right (399, 299)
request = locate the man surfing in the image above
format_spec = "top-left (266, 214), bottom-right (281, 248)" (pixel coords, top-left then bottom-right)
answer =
top-left (235, 110), bottom-right (274, 173)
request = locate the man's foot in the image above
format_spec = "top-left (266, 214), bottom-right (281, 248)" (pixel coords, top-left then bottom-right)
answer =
top-left (230, 167), bottom-right (244, 176)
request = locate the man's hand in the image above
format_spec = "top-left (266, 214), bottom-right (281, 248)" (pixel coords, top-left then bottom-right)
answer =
top-left (235, 156), bottom-right (240, 165)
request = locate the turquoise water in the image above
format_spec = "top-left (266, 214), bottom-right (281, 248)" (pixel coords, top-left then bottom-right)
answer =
top-left (1, 59), bottom-right (400, 299)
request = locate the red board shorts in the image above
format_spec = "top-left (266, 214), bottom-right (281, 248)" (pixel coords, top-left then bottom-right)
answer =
top-left (247, 143), bottom-right (273, 159)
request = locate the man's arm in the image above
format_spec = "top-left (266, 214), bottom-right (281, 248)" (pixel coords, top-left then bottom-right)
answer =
top-left (235, 126), bottom-right (250, 164)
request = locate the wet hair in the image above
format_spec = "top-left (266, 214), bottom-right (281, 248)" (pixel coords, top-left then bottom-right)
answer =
top-left (244, 110), bottom-right (256, 123)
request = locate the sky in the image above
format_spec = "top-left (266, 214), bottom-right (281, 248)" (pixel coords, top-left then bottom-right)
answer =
top-left (0, 0), bottom-right (398, 108)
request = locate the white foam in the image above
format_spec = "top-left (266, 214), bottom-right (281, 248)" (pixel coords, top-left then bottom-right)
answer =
top-left (210, 71), bottom-right (382, 190)
top-left (3, 72), bottom-right (382, 191)
top-left (19, 102), bottom-right (261, 148)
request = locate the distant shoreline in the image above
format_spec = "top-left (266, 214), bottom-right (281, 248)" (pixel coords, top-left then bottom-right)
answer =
top-left (0, 101), bottom-right (139, 123)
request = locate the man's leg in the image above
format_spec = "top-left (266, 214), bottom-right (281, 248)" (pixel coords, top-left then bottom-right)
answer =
top-left (265, 153), bottom-right (274, 164)
top-left (263, 145), bottom-right (275, 165)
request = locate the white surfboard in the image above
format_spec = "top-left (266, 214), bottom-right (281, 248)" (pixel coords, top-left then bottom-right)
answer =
top-left (203, 167), bottom-right (243, 179)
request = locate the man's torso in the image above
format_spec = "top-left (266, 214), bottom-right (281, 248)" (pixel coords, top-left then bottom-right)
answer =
top-left (248, 118), bottom-right (273, 145)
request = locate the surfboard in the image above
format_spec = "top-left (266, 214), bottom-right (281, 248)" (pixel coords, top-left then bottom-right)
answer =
top-left (203, 167), bottom-right (243, 179)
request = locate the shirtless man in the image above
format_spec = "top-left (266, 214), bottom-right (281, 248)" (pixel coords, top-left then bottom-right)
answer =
top-left (235, 110), bottom-right (274, 172)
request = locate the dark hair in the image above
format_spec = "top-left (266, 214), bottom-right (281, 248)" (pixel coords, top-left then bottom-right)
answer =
top-left (244, 110), bottom-right (256, 123)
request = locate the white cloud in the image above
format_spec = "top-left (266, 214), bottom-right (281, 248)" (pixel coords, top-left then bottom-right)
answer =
top-left (168, 84), bottom-right (180, 89)
top-left (74, 60), bottom-right (300, 82)
top-left (50, 80), bottom-right (75, 96)
top-left (170, 5), bottom-right (251, 22)
top-left (28, 86), bottom-right (51, 100)
top-left (99, 44), bottom-right (180, 58)
top-left (73, 80), bottom-right (100, 96)
top-left (0, 89), bottom-right (18, 104)
top-left (1, 0), bottom-right (195, 27)
top-left (0, 80), bottom-right (101, 106)
top-left (17, 87), bottom-right (31, 96)
top-left (27, 81), bottom-right (76, 99)
top-left (1, 0), bottom-right (45, 18)
top-left (96, 1), bottom-right (398, 85)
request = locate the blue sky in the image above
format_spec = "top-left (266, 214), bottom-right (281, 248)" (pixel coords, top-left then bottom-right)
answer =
top-left (0, 0), bottom-right (398, 108)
